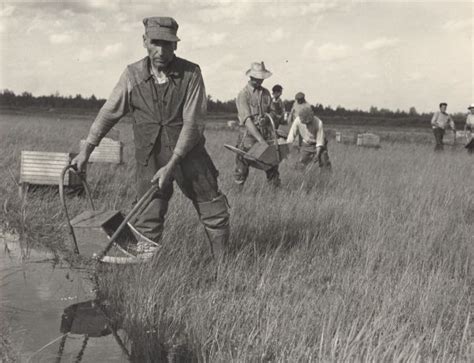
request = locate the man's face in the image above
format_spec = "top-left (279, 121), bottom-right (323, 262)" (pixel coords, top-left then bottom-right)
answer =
top-left (296, 98), bottom-right (305, 104)
top-left (440, 105), bottom-right (447, 113)
top-left (249, 77), bottom-right (264, 89)
top-left (273, 91), bottom-right (282, 99)
top-left (143, 36), bottom-right (175, 69)
top-left (470, 108), bottom-right (474, 114)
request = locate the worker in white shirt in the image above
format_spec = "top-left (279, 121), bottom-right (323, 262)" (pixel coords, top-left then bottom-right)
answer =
top-left (465, 103), bottom-right (474, 153)
top-left (287, 107), bottom-right (331, 168)
top-left (431, 102), bottom-right (456, 151)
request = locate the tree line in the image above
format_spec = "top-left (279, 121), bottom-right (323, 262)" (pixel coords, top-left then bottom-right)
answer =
top-left (0, 89), bottom-right (464, 120)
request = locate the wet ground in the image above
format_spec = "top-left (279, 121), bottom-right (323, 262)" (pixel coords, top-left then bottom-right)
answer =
top-left (0, 234), bottom-right (129, 362)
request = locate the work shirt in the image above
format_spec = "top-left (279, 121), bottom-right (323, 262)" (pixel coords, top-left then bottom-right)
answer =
top-left (287, 115), bottom-right (325, 148)
top-left (288, 101), bottom-right (311, 124)
top-left (465, 114), bottom-right (474, 131)
top-left (431, 111), bottom-right (455, 130)
top-left (86, 56), bottom-right (207, 165)
top-left (270, 97), bottom-right (285, 127)
top-left (235, 83), bottom-right (272, 125)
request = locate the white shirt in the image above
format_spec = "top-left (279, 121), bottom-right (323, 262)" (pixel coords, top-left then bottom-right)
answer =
top-left (287, 115), bottom-right (325, 147)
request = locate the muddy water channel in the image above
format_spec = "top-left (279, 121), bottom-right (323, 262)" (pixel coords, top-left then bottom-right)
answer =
top-left (1, 237), bottom-right (129, 362)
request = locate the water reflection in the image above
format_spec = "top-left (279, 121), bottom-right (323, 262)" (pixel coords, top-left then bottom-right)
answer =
top-left (56, 299), bottom-right (131, 362)
top-left (0, 239), bottom-right (127, 362)
top-left (1, 239), bottom-right (196, 362)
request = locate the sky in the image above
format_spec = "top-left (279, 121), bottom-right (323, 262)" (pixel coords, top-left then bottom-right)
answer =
top-left (0, 0), bottom-right (472, 113)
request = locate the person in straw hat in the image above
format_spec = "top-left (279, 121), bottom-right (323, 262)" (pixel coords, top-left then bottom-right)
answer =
top-left (234, 61), bottom-right (281, 187)
top-left (464, 103), bottom-right (474, 153)
top-left (72, 17), bottom-right (230, 260)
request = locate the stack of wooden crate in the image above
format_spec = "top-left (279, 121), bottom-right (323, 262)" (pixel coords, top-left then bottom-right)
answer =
top-left (336, 131), bottom-right (357, 144)
top-left (19, 151), bottom-right (83, 197)
top-left (356, 133), bottom-right (381, 148)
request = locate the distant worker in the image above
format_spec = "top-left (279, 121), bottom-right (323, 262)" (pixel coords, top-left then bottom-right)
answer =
top-left (287, 107), bottom-right (331, 169)
top-left (234, 62), bottom-right (280, 187)
top-left (270, 84), bottom-right (285, 129)
top-left (465, 103), bottom-right (474, 153)
top-left (431, 102), bottom-right (456, 151)
top-left (72, 17), bottom-right (230, 260)
top-left (288, 92), bottom-right (311, 124)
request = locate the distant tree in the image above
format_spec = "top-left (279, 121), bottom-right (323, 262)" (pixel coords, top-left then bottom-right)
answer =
top-left (408, 106), bottom-right (418, 116)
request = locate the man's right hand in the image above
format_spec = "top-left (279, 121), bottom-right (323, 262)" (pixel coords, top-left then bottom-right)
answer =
top-left (71, 142), bottom-right (95, 173)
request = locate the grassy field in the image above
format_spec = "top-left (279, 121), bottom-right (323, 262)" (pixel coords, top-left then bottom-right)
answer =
top-left (0, 112), bottom-right (473, 361)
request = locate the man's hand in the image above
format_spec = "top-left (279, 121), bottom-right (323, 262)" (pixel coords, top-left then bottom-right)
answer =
top-left (315, 147), bottom-right (322, 161)
top-left (151, 153), bottom-right (180, 189)
top-left (71, 142), bottom-right (95, 173)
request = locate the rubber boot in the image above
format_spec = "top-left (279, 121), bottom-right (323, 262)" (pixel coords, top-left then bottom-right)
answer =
top-left (196, 193), bottom-right (230, 261)
top-left (205, 226), bottom-right (230, 261)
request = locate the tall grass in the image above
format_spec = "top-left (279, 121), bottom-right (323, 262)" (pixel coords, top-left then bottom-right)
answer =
top-left (1, 113), bottom-right (472, 361)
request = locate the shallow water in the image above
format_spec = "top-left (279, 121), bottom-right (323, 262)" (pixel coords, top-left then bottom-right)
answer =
top-left (0, 236), bottom-right (129, 362)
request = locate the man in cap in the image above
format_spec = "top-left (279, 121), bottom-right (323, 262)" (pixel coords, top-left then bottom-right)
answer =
top-left (288, 92), bottom-right (311, 125)
top-left (287, 92), bottom-right (312, 150)
top-left (287, 107), bottom-right (331, 169)
top-left (234, 62), bottom-right (280, 187)
top-left (270, 84), bottom-right (285, 129)
top-left (431, 102), bottom-right (456, 151)
top-left (72, 17), bottom-right (230, 260)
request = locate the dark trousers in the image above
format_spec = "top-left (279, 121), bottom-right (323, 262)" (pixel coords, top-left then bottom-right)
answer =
top-left (234, 131), bottom-right (280, 187)
top-left (134, 135), bottom-right (229, 243)
top-left (300, 140), bottom-right (331, 168)
top-left (433, 127), bottom-right (445, 151)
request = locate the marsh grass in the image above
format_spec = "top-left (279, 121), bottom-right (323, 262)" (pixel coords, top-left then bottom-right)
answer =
top-left (0, 113), bottom-right (472, 361)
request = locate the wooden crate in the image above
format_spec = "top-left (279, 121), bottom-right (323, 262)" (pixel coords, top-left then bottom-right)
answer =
top-left (80, 138), bottom-right (123, 164)
top-left (357, 133), bottom-right (381, 148)
top-left (20, 151), bottom-right (82, 186)
top-left (336, 131), bottom-right (357, 144)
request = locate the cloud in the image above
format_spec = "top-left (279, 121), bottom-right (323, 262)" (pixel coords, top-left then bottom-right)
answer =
top-left (78, 48), bottom-right (94, 63)
top-left (364, 37), bottom-right (400, 51)
top-left (362, 73), bottom-right (378, 80)
top-left (181, 23), bottom-right (228, 50)
top-left (405, 72), bottom-right (424, 82)
top-left (102, 43), bottom-right (125, 57)
top-left (265, 0), bottom-right (347, 18)
top-left (268, 28), bottom-right (287, 43)
top-left (49, 33), bottom-right (75, 44)
top-left (196, 1), bottom-right (253, 24)
top-left (0, 5), bottom-right (15, 17)
top-left (442, 18), bottom-right (473, 31)
top-left (317, 43), bottom-right (350, 61)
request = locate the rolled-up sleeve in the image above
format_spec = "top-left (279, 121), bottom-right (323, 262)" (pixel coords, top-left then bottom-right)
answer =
top-left (236, 89), bottom-right (251, 125)
top-left (173, 67), bottom-right (207, 158)
top-left (86, 68), bottom-right (131, 146)
top-left (315, 118), bottom-right (325, 148)
top-left (431, 112), bottom-right (438, 128)
top-left (287, 117), bottom-right (300, 144)
top-left (448, 116), bottom-right (455, 130)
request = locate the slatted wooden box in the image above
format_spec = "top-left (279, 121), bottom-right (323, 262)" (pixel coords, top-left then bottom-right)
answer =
top-left (444, 131), bottom-right (470, 146)
top-left (20, 151), bottom-right (82, 186)
top-left (336, 131), bottom-right (357, 144)
top-left (357, 133), bottom-right (381, 148)
top-left (80, 137), bottom-right (123, 164)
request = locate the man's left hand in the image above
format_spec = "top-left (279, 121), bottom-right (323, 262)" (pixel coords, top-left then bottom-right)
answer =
top-left (151, 163), bottom-right (175, 189)
top-left (151, 154), bottom-right (180, 189)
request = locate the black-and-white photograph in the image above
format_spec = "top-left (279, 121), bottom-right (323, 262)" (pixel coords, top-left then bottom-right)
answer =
top-left (0, 0), bottom-right (472, 361)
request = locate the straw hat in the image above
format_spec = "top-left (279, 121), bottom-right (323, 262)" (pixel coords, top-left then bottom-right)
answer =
top-left (468, 103), bottom-right (474, 110)
top-left (245, 62), bottom-right (272, 79)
